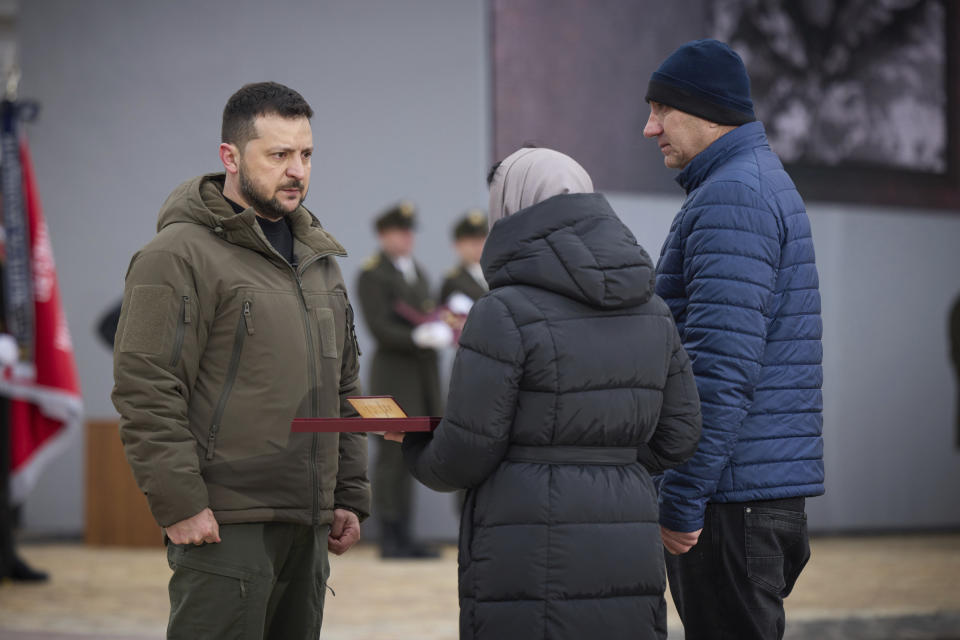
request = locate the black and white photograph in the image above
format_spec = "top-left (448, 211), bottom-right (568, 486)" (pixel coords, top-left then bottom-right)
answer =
top-left (711, 0), bottom-right (947, 173)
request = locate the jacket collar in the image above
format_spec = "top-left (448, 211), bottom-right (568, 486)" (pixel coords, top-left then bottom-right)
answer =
top-left (675, 121), bottom-right (768, 193)
top-left (159, 173), bottom-right (346, 266)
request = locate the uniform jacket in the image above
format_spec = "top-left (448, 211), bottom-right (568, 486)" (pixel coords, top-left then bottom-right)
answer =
top-left (356, 252), bottom-right (442, 416)
top-left (440, 263), bottom-right (487, 303)
top-left (112, 173), bottom-right (370, 528)
top-left (403, 193), bottom-right (702, 640)
top-left (655, 121), bottom-right (824, 533)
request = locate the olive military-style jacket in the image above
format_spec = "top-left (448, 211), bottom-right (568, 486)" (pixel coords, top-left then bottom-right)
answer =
top-left (112, 174), bottom-right (370, 528)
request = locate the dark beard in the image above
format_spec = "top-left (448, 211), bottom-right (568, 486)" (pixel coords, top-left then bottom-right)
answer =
top-left (238, 165), bottom-right (304, 220)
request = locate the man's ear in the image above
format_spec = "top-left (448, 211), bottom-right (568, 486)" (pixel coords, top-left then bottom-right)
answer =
top-left (219, 142), bottom-right (241, 175)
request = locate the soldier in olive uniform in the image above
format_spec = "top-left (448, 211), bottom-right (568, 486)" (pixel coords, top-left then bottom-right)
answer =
top-left (439, 209), bottom-right (489, 305)
top-left (356, 202), bottom-right (449, 558)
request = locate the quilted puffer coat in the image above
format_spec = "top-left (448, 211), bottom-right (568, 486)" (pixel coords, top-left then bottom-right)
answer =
top-left (402, 192), bottom-right (702, 640)
top-left (655, 121), bottom-right (824, 534)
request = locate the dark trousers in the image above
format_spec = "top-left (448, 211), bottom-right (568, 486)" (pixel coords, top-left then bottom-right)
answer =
top-left (167, 522), bottom-right (330, 640)
top-left (665, 498), bottom-right (809, 640)
top-left (373, 438), bottom-right (412, 524)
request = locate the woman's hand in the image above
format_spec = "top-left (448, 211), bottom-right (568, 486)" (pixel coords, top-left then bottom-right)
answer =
top-left (383, 431), bottom-right (405, 443)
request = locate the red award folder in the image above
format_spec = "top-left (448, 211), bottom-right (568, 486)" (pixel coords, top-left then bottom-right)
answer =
top-left (291, 396), bottom-right (441, 434)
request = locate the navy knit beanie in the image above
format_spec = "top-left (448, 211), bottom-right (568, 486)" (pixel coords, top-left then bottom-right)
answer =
top-left (645, 39), bottom-right (756, 125)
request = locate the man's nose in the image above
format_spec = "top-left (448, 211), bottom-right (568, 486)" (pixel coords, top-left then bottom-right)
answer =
top-left (643, 112), bottom-right (662, 139)
top-left (286, 157), bottom-right (306, 180)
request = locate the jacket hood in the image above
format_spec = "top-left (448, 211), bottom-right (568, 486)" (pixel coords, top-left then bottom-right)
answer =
top-left (156, 173), bottom-right (346, 259)
top-left (481, 193), bottom-right (654, 309)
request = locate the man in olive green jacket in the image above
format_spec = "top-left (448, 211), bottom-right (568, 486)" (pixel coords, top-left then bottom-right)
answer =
top-left (112, 82), bottom-right (369, 639)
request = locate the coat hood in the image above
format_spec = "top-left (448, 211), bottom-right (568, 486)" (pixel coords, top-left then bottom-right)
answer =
top-left (156, 173), bottom-right (346, 259)
top-left (481, 193), bottom-right (654, 309)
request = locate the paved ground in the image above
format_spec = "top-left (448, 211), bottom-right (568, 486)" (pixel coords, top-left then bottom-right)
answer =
top-left (0, 534), bottom-right (958, 639)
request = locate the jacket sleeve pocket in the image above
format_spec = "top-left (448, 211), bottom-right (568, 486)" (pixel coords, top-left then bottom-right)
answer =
top-left (119, 284), bottom-right (173, 355)
top-left (315, 308), bottom-right (338, 358)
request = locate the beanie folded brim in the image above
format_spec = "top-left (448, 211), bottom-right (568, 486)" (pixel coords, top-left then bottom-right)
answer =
top-left (646, 79), bottom-right (756, 126)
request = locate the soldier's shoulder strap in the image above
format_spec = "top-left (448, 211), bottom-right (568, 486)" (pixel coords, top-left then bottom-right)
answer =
top-left (361, 253), bottom-right (382, 272)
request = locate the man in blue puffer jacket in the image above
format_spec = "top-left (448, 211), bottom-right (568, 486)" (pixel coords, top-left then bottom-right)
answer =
top-left (643, 39), bottom-right (823, 640)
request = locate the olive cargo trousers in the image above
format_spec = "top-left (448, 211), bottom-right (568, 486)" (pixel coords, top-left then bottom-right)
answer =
top-left (166, 522), bottom-right (331, 639)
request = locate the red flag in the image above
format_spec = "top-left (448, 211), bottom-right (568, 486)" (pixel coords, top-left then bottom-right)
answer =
top-left (1, 139), bottom-right (83, 503)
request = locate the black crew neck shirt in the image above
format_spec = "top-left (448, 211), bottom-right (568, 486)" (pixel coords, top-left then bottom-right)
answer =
top-left (225, 196), bottom-right (295, 265)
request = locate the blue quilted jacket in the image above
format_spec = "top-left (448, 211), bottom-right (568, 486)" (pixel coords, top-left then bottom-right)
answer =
top-left (655, 121), bottom-right (824, 532)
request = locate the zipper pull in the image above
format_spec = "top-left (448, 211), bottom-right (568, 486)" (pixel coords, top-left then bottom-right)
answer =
top-left (182, 296), bottom-right (191, 324)
top-left (351, 325), bottom-right (362, 357)
top-left (205, 426), bottom-right (218, 460)
top-left (243, 300), bottom-right (255, 335)
top-left (346, 304), bottom-right (362, 356)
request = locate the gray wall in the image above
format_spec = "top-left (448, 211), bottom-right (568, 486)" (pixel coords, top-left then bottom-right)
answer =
top-left (17, 0), bottom-right (960, 537)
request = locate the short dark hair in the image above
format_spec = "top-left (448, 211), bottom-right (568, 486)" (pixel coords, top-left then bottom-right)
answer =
top-left (486, 161), bottom-right (502, 187)
top-left (221, 82), bottom-right (314, 149)
top-left (487, 142), bottom-right (539, 186)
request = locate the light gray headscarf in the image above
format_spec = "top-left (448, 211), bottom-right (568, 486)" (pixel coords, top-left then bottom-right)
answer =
top-left (488, 148), bottom-right (594, 225)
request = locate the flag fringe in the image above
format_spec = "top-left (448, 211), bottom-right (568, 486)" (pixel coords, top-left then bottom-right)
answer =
top-left (0, 382), bottom-right (84, 503)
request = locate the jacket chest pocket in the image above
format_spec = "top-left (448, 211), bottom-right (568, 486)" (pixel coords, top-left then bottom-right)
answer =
top-left (304, 292), bottom-right (348, 361)
top-left (315, 308), bottom-right (338, 359)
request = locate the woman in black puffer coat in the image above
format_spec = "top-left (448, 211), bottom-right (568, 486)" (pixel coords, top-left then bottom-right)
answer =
top-left (395, 148), bottom-right (702, 640)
